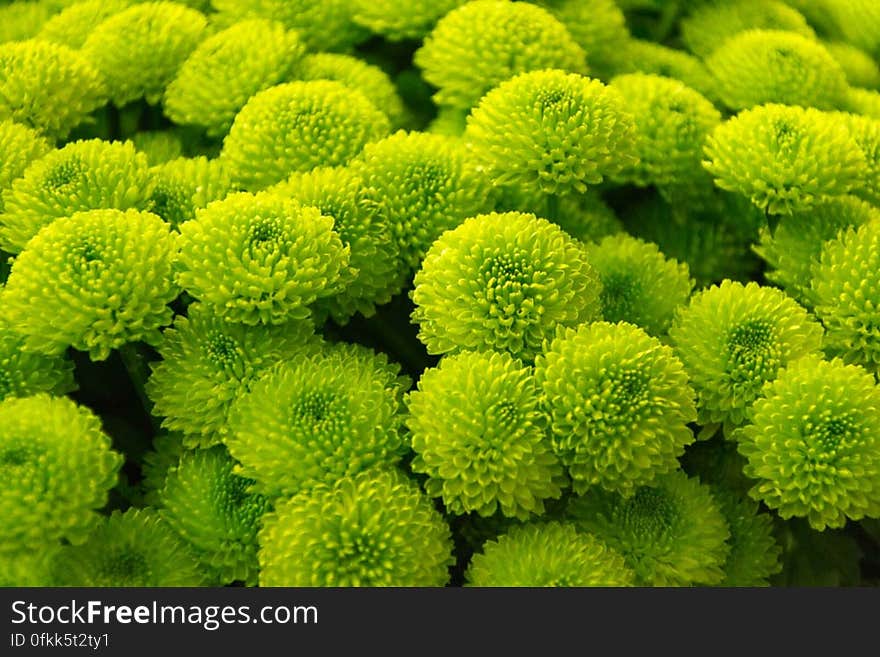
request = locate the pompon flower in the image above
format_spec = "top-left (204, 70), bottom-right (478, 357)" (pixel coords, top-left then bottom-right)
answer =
top-left (36, 0), bottom-right (133, 49)
top-left (147, 156), bottom-right (232, 227)
top-left (835, 113), bottom-right (880, 206)
top-left (680, 0), bottom-right (815, 58)
top-left (351, 0), bottom-right (465, 42)
top-left (465, 521), bottom-right (635, 587)
top-left (131, 131), bottom-right (183, 166)
top-left (0, 120), bottom-right (51, 212)
top-left (536, 322), bottom-right (697, 495)
top-left (353, 131), bottom-right (489, 272)
top-left (609, 74), bottom-right (720, 190)
top-left (566, 471), bottom-right (731, 586)
top-left (755, 196), bottom-right (879, 305)
top-left (50, 509), bottom-right (205, 586)
top-left (414, 0), bottom-right (586, 111)
top-left (584, 234), bottom-right (693, 336)
top-left (0, 315), bottom-right (76, 402)
top-left (0, 139), bottom-right (153, 253)
top-left (175, 192), bottom-right (349, 326)
top-left (465, 70), bottom-right (638, 197)
top-left (82, 1), bottom-right (207, 106)
top-left (146, 304), bottom-right (318, 445)
top-left (0, 394), bottom-right (122, 554)
top-left (3, 209), bottom-right (178, 360)
top-left (824, 41), bottom-right (880, 89)
top-left (411, 212), bottom-right (602, 362)
top-left (164, 19), bottom-right (305, 138)
top-left (712, 487), bottom-right (782, 587)
top-left (298, 53), bottom-right (407, 129)
top-left (259, 468), bottom-right (453, 586)
top-left (272, 167), bottom-right (403, 324)
top-left (158, 447), bottom-right (269, 585)
top-left (736, 356), bottom-right (880, 530)
top-left (811, 218), bottom-right (880, 371)
top-left (703, 104), bottom-right (867, 216)
top-left (221, 81), bottom-right (390, 191)
top-left (406, 350), bottom-right (564, 520)
top-left (226, 345), bottom-right (408, 497)
top-left (669, 281), bottom-right (824, 430)
top-left (0, 39), bottom-right (106, 140)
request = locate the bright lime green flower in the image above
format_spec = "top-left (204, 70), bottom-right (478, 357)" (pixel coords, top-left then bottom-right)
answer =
top-left (2, 209), bottom-right (178, 360)
top-left (669, 280), bottom-right (824, 429)
top-left (465, 522), bottom-right (635, 587)
top-left (536, 322), bottom-right (697, 495)
top-left (566, 471), bottom-right (730, 586)
top-left (712, 487), bottom-right (782, 587)
top-left (0, 139), bottom-right (153, 253)
top-left (221, 81), bottom-right (390, 191)
top-left (0, 316), bottom-right (75, 402)
top-left (37, 0), bottom-right (133, 49)
top-left (415, 0), bottom-right (586, 111)
top-left (147, 155), bottom-right (232, 226)
top-left (584, 234), bottom-right (694, 336)
top-left (0, 120), bottom-right (51, 213)
top-left (824, 41), bottom-right (880, 89)
top-left (159, 447), bottom-right (269, 585)
top-left (0, 394), bottom-right (122, 554)
top-left (175, 192), bottom-right (349, 325)
top-left (351, 0), bottom-right (465, 41)
top-left (412, 212), bottom-right (602, 362)
top-left (0, 551), bottom-right (55, 587)
top-left (835, 113), bottom-right (880, 206)
top-left (164, 19), bottom-right (305, 137)
top-left (259, 468), bottom-right (453, 586)
top-left (736, 356), bottom-right (880, 530)
top-left (407, 350), bottom-right (564, 520)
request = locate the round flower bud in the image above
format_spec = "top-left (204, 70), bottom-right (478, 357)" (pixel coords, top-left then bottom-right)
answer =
top-left (221, 81), bottom-right (390, 191)
top-left (82, 1), bottom-right (207, 106)
top-left (566, 471), bottom-right (731, 586)
top-left (407, 350), bottom-right (564, 520)
top-left (465, 522), bottom-right (635, 587)
top-left (414, 0), bottom-right (587, 111)
top-left (465, 70), bottom-right (638, 196)
top-left (825, 41), bottom-right (880, 89)
top-left (669, 280), bottom-right (824, 429)
top-left (2, 209), bottom-right (179, 360)
top-left (37, 0), bottom-right (133, 49)
top-left (147, 155), bottom-right (232, 226)
top-left (0, 139), bottom-right (153, 253)
top-left (164, 19), bottom-right (305, 138)
top-left (351, 0), bottom-right (465, 41)
top-left (259, 468), bottom-right (453, 586)
top-left (712, 487), bottom-right (782, 587)
top-left (0, 39), bottom-right (106, 140)
top-left (0, 120), bottom-right (51, 212)
top-left (0, 394), bottom-right (122, 554)
top-left (412, 212), bottom-right (602, 362)
top-left (0, 315), bottom-right (75, 402)
top-left (703, 104), bottom-right (867, 216)
top-left (736, 356), bottom-right (880, 530)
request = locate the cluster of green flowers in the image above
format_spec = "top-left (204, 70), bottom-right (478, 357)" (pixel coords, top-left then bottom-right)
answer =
top-left (0, 0), bottom-right (878, 588)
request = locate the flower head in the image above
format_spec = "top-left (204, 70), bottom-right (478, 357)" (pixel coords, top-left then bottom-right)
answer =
top-left (36, 0), bottom-right (133, 49)
top-left (147, 155), bottom-right (232, 227)
top-left (351, 0), bottom-right (465, 42)
top-left (0, 315), bottom-right (75, 402)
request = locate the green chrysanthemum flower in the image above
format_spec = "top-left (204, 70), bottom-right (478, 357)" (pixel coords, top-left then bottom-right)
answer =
top-left (272, 166), bottom-right (402, 324)
top-left (141, 432), bottom-right (187, 507)
top-left (0, 120), bottom-right (51, 213)
top-left (412, 212), bottom-right (601, 362)
top-left (0, 394), bottom-right (122, 554)
top-left (0, 316), bottom-right (75, 402)
top-left (353, 131), bottom-right (488, 272)
top-left (703, 104), bottom-right (867, 216)
top-left (712, 487), bottom-right (782, 587)
top-left (82, 1), bottom-right (207, 106)
top-left (0, 39), bottom-right (106, 140)
top-left (175, 192), bottom-right (349, 325)
top-left (146, 303), bottom-right (319, 445)
top-left (36, 0), bottom-right (133, 49)
top-left (824, 41), bottom-right (880, 89)
top-left (566, 471), bottom-right (731, 586)
top-left (226, 345), bottom-right (408, 497)
top-left (736, 356), bottom-right (880, 530)
top-left (259, 468), bottom-right (453, 586)
top-left (0, 1), bottom-right (54, 45)
top-left (669, 281), bottom-right (824, 429)
top-left (812, 218), bottom-right (880, 371)
top-left (131, 131), bottom-right (183, 166)
top-left (406, 350), bottom-right (564, 520)
top-left (681, 0), bottom-right (815, 58)
top-left (465, 521), bottom-right (635, 587)
top-left (834, 113), bottom-right (880, 206)
top-left (414, 0), bottom-right (587, 111)
top-left (164, 19), bottom-right (305, 138)
top-left (464, 70), bottom-right (638, 196)
top-left (351, 0), bottom-right (465, 42)
top-left (0, 139), bottom-right (153, 253)
top-left (536, 322), bottom-right (697, 495)
top-left (2, 209), bottom-right (178, 360)
top-left (158, 447), bottom-right (269, 585)
top-left (147, 155), bottom-right (232, 226)
top-left (0, 551), bottom-right (55, 587)
top-left (584, 234), bottom-right (693, 336)
top-left (755, 195), bottom-right (879, 304)
top-left (609, 74), bottom-right (720, 190)
top-left (298, 53), bottom-right (407, 129)
top-left (50, 509), bottom-right (205, 586)
top-left (221, 81), bottom-right (390, 191)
